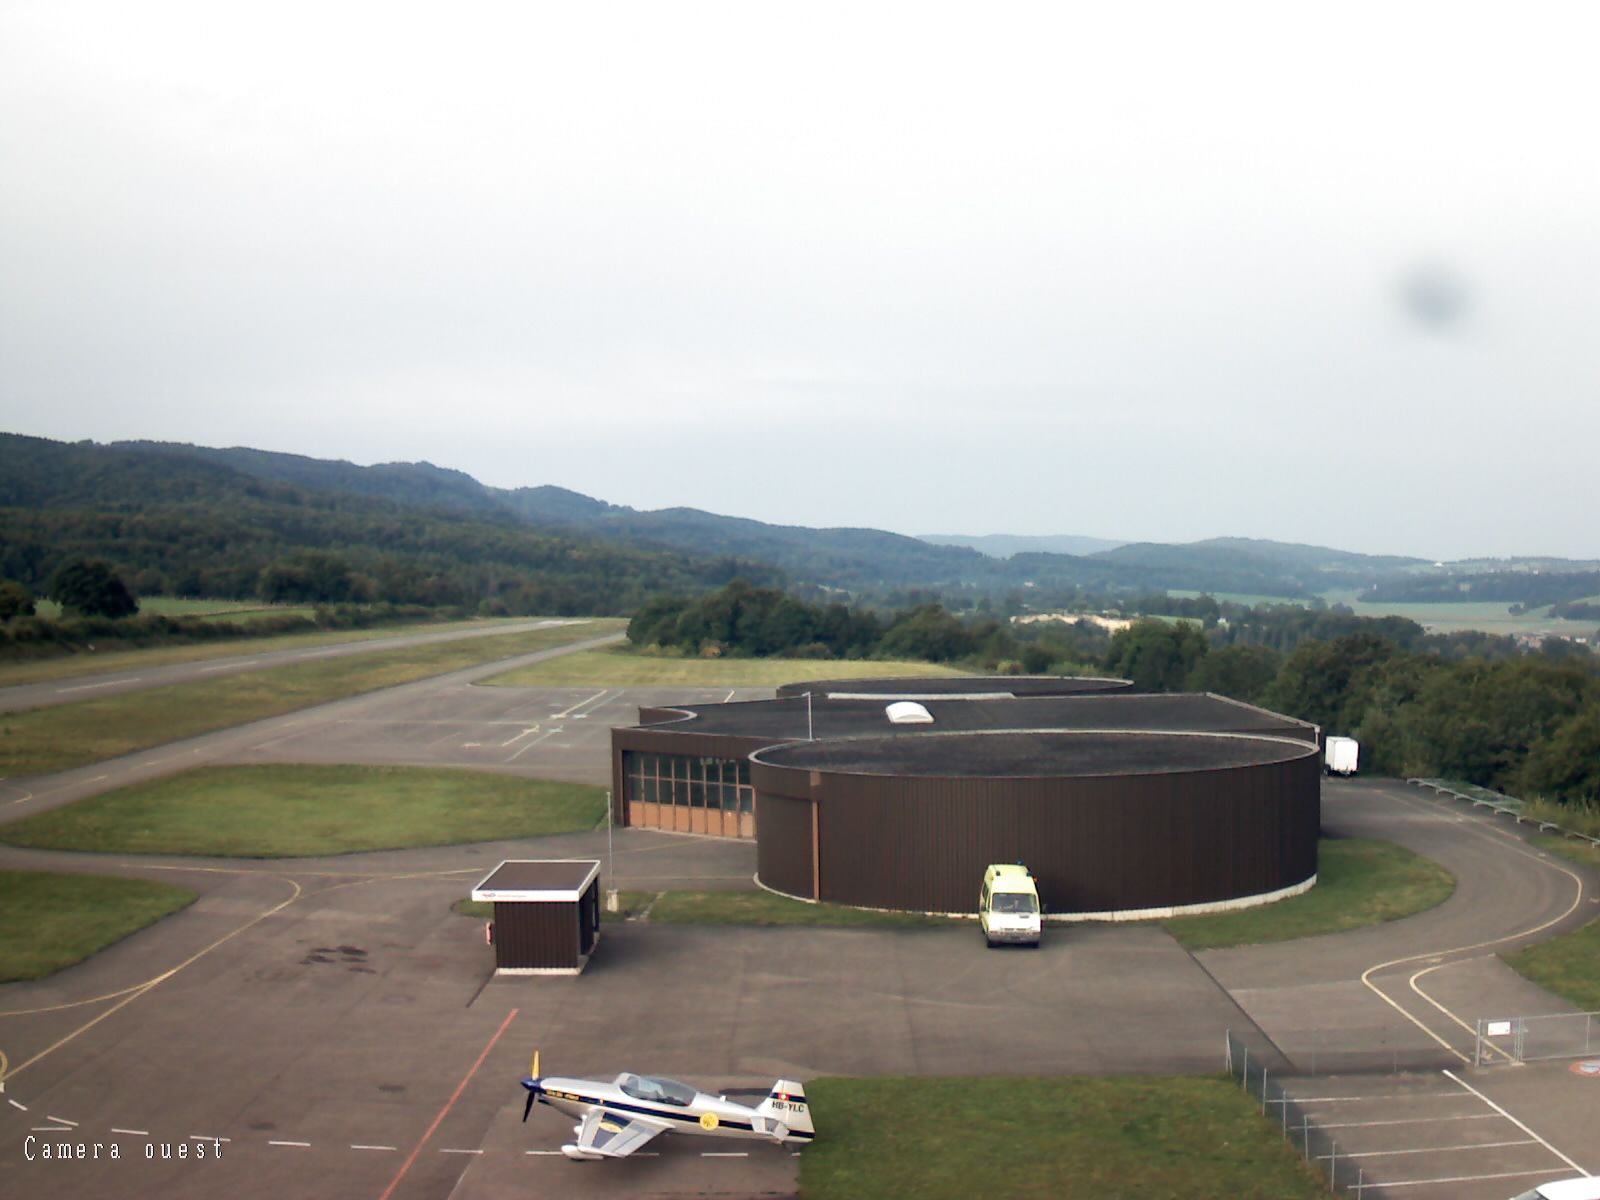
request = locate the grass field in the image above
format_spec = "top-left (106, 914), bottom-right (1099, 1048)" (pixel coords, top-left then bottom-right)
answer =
top-left (650, 889), bottom-right (967, 928)
top-left (553, 838), bottom-right (1452, 942)
top-left (483, 643), bottom-right (963, 687)
top-left (33, 597), bottom-right (319, 622)
top-left (0, 765), bottom-right (608, 857)
top-left (1160, 838), bottom-right (1455, 950)
top-left (1318, 591), bottom-right (1600, 637)
top-left (799, 1076), bottom-right (1324, 1200)
top-left (0, 620), bottom-right (622, 777)
top-left (1504, 916), bottom-right (1600, 1012)
top-left (0, 614), bottom-right (584, 688)
top-left (0, 869), bottom-right (196, 982)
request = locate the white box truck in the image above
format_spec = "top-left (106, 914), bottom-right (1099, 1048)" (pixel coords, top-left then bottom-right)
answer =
top-left (1324, 736), bottom-right (1359, 776)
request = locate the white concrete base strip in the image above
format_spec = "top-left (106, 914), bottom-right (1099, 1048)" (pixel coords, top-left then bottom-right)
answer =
top-left (1370, 1167), bottom-right (1572, 1190)
top-left (1318, 1113), bottom-right (1501, 1130)
top-left (1293, 1093), bottom-right (1470, 1103)
top-left (1442, 1069), bottom-right (1589, 1174)
top-left (1318, 1139), bottom-right (1537, 1159)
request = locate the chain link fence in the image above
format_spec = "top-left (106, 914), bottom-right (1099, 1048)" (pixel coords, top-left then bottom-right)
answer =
top-left (1475, 1011), bottom-right (1600, 1066)
top-left (1225, 1030), bottom-right (1372, 1196)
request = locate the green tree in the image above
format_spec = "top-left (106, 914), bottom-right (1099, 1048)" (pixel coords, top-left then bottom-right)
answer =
top-left (1517, 708), bottom-right (1600, 806)
top-left (0, 579), bottom-right (36, 621)
top-left (1186, 644), bottom-right (1281, 705)
top-left (879, 605), bottom-right (976, 662)
top-left (1265, 633), bottom-right (1404, 732)
top-left (1102, 620), bottom-right (1208, 692)
top-left (49, 559), bottom-right (138, 618)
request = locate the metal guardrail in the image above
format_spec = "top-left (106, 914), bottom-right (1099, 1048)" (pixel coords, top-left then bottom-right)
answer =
top-left (1225, 1030), bottom-right (1369, 1196)
top-left (1407, 778), bottom-right (1600, 847)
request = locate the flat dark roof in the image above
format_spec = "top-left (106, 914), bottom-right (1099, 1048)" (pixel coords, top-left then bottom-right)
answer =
top-left (637, 691), bottom-right (1314, 742)
top-left (774, 675), bottom-right (1130, 699)
top-left (752, 729), bottom-right (1316, 777)
top-left (472, 859), bottom-right (600, 901)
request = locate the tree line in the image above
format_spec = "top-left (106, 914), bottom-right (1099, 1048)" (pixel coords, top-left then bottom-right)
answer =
top-left (629, 581), bottom-right (1600, 809)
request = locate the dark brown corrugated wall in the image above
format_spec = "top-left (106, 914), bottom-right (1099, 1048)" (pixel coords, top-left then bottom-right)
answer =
top-left (754, 791), bottom-right (816, 900)
top-left (493, 901), bottom-right (579, 970)
top-left (752, 751), bottom-right (1320, 915)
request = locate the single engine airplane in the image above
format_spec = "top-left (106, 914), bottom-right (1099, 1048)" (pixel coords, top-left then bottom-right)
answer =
top-left (519, 1051), bottom-right (814, 1160)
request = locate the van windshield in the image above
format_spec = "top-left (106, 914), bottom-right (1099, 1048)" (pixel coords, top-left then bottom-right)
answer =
top-left (991, 892), bottom-right (1037, 914)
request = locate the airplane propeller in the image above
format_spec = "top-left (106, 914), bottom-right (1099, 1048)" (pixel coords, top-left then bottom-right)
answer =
top-left (522, 1048), bottom-right (542, 1123)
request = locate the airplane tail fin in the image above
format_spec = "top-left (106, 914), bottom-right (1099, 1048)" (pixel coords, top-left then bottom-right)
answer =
top-left (754, 1080), bottom-right (813, 1141)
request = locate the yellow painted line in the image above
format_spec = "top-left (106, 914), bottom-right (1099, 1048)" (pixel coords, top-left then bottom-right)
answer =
top-left (1356, 788), bottom-right (1588, 1063)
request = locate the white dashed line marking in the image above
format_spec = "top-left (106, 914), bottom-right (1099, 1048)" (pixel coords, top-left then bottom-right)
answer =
top-left (46, 1115), bottom-right (78, 1126)
top-left (525, 1150), bottom-right (566, 1156)
top-left (57, 679), bottom-right (135, 693)
top-left (8, 1099), bottom-right (27, 1111)
top-left (440, 1148), bottom-right (482, 1155)
top-left (352, 1144), bottom-right (397, 1152)
top-left (701, 1151), bottom-right (749, 1157)
top-left (32, 1126), bottom-right (73, 1133)
top-left (268, 1140), bottom-right (311, 1147)
top-left (189, 1135), bottom-right (230, 1143)
top-left (112, 1128), bottom-right (149, 1136)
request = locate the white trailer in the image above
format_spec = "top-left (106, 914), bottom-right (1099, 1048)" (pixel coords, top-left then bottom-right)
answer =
top-left (1324, 736), bottom-right (1359, 776)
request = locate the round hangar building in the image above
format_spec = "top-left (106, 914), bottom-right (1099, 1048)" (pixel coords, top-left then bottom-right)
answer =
top-left (609, 677), bottom-right (1321, 920)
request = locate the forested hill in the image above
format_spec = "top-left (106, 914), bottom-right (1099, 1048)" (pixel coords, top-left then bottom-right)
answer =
top-left (6, 434), bottom-right (1588, 607)
top-left (0, 434), bottom-right (777, 614)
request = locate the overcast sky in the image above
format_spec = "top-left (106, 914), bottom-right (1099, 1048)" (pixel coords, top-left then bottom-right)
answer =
top-left (2, 2), bottom-right (1597, 561)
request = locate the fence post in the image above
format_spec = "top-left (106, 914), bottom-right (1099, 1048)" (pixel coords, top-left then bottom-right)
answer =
top-left (1241, 1044), bottom-right (1249, 1091)
top-left (1261, 1068), bottom-right (1268, 1115)
top-left (1329, 1140), bottom-right (1337, 1188)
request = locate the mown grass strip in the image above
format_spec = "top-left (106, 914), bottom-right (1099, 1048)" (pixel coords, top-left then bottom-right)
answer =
top-left (800, 1076), bottom-right (1326, 1200)
top-left (0, 615), bottom-right (601, 688)
top-left (0, 765), bottom-right (607, 857)
top-left (0, 620), bottom-right (623, 776)
top-left (649, 889), bottom-right (965, 928)
top-left (483, 643), bottom-right (963, 687)
top-left (0, 869), bottom-right (196, 982)
top-left (1503, 917), bottom-right (1600, 1012)
top-left (1161, 838), bottom-right (1455, 950)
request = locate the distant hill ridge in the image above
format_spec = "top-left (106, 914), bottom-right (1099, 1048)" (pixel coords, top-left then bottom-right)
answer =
top-left (2, 433), bottom-right (1594, 605)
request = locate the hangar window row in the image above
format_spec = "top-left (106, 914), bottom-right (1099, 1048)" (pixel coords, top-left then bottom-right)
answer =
top-left (622, 752), bottom-right (755, 829)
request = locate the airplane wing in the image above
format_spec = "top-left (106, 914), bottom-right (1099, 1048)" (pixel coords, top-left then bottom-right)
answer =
top-left (572, 1106), bottom-right (670, 1158)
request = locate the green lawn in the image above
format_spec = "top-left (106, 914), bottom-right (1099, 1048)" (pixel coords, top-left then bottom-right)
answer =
top-left (0, 614), bottom-right (589, 688)
top-left (482, 643), bottom-right (963, 687)
top-left (800, 1076), bottom-right (1325, 1200)
top-left (650, 889), bottom-right (966, 928)
top-left (1531, 833), bottom-right (1600, 868)
top-left (0, 869), bottom-right (196, 982)
top-left (1504, 917), bottom-right (1600, 1012)
top-left (0, 620), bottom-right (622, 777)
top-left (1160, 838), bottom-right (1455, 950)
top-left (0, 765), bottom-right (607, 857)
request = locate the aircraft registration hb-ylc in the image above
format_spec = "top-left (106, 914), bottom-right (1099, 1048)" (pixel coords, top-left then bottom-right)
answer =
top-left (519, 1051), bottom-right (815, 1160)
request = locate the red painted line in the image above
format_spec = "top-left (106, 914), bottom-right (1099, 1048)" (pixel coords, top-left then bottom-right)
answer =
top-left (377, 1008), bottom-right (518, 1200)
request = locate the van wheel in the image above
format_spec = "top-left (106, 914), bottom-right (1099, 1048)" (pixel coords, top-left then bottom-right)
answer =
top-left (985, 935), bottom-right (995, 948)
